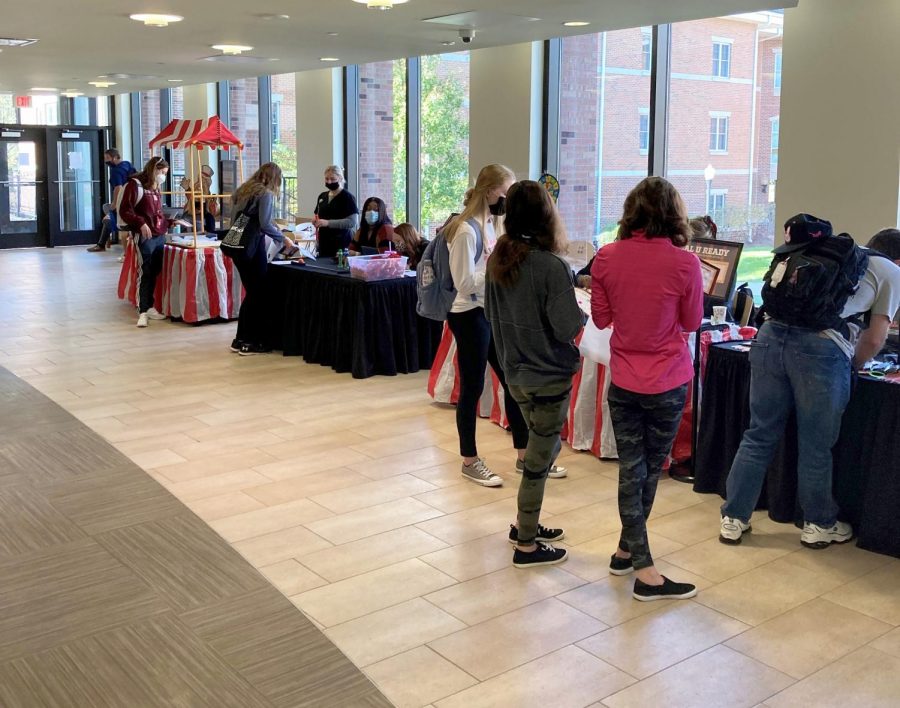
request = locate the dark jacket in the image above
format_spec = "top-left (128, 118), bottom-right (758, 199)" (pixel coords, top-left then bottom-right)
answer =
top-left (485, 250), bottom-right (586, 386)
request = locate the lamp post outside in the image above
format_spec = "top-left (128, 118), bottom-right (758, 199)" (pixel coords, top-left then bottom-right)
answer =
top-left (704, 163), bottom-right (716, 217)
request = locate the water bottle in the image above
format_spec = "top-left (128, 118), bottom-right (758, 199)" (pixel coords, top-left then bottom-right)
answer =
top-left (342, 248), bottom-right (350, 269)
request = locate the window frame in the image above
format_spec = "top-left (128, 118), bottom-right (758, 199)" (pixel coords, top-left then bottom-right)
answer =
top-left (709, 112), bottom-right (730, 154)
top-left (711, 38), bottom-right (733, 79)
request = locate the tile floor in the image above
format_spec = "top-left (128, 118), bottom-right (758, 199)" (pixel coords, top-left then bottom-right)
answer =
top-left (2, 246), bottom-right (899, 708)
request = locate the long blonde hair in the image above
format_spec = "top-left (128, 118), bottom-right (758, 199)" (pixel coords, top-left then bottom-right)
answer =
top-left (233, 162), bottom-right (283, 206)
top-left (444, 164), bottom-right (515, 243)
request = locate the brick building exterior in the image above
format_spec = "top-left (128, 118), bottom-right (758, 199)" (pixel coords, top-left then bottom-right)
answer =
top-left (558, 13), bottom-right (783, 246)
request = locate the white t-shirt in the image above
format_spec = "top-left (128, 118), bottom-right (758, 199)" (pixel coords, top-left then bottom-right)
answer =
top-left (824, 250), bottom-right (900, 357)
top-left (447, 216), bottom-right (497, 313)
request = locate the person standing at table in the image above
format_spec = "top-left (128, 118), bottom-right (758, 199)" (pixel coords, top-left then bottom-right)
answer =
top-left (720, 217), bottom-right (900, 548)
top-left (350, 197), bottom-right (395, 253)
top-left (313, 165), bottom-right (359, 258)
top-left (591, 176), bottom-right (703, 601)
top-left (486, 180), bottom-right (584, 567)
top-left (227, 162), bottom-right (285, 356)
top-left (444, 164), bottom-right (558, 488)
top-left (118, 156), bottom-right (172, 328)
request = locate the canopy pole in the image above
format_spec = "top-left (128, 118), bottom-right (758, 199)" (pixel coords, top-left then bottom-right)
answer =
top-left (189, 144), bottom-right (198, 249)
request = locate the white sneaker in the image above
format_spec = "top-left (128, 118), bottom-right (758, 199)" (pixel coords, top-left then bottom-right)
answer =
top-left (136, 313), bottom-right (149, 328)
top-left (719, 516), bottom-right (752, 545)
top-left (515, 459), bottom-right (568, 478)
top-left (145, 307), bottom-right (166, 320)
top-left (801, 520), bottom-right (853, 549)
top-left (461, 458), bottom-right (503, 487)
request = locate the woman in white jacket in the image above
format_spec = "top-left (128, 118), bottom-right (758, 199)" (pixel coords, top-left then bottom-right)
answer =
top-left (444, 164), bottom-right (567, 487)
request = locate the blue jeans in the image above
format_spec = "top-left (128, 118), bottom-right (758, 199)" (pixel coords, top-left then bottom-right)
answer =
top-left (722, 320), bottom-right (851, 527)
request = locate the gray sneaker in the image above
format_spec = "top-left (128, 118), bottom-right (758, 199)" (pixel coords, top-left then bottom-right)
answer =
top-left (462, 458), bottom-right (503, 487)
top-left (515, 459), bottom-right (568, 479)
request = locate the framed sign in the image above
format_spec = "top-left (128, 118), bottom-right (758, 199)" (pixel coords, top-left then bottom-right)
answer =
top-left (685, 237), bottom-right (744, 304)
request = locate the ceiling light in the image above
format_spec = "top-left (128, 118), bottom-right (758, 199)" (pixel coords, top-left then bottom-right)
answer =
top-left (327, 32), bottom-right (339, 36)
top-left (320, 57), bottom-right (340, 62)
top-left (563, 21), bottom-right (591, 27)
top-left (61, 90), bottom-right (84, 97)
top-left (0, 37), bottom-right (38, 47)
top-left (30, 87), bottom-right (57, 92)
top-left (352, 0), bottom-right (408, 10)
top-left (258, 13), bottom-right (290, 20)
top-left (89, 81), bottom-right (117, 88)
top-left (212, 44), bottom-right (253, 55)
top-left (129, 13), bottom-right (183, 27)
top-left (441, 41), bottom-right (456, 46)
top-left (167, 78), bottom-right (183, 82)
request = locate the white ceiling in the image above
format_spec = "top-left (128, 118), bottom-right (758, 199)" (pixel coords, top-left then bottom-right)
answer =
top-left (0, 0), bottom-right (794, 97)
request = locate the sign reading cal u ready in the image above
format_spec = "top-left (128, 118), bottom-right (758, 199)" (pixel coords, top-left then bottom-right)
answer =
top-left (685, 237), bottom-right (743, 304)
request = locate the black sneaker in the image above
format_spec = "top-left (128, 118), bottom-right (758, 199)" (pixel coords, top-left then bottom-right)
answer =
top-left (609, 553), bottom-right (634, 576)
top-left (229, 338), bottom-right (243, 353)
top-left (513, 541), bottom-right (568, 568)
top-left (238, 342), bottom-right (271, 357)
top-left (508, 523), bottom-right (565, 544)
top-left (633, 576), bottom-right (697, 602)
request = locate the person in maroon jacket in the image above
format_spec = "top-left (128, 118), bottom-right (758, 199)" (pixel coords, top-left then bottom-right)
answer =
top-left (119, 156), bottom-right (171, 327)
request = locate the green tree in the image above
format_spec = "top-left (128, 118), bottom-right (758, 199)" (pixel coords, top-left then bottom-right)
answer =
top-left (392, 60), bottom-right (408, 224)
top-left (393, 54), bottom-right (469, 235)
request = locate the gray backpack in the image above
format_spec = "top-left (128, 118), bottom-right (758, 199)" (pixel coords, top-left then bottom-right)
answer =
top-left (416, 217), bottom-right (483, 321)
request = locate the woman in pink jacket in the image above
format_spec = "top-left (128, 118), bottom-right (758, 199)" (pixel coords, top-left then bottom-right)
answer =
top-left (591, 177), bottom-right (703, 602)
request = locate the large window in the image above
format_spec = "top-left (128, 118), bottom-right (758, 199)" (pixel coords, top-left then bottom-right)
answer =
top-left (139, 90), bottom-right (161, 164)
top-left (228, 78), bottom-right (260, 176)
top-left (666, 13), bottom-right (784, 247)
top-left (270, 73), bottom-right (297, 216)
top-left (769, 116), bottom-right (780, 182)
top-left (420, 51), bottom-right (470, 237)
top-left (358, 60), bottom-right (407, 224)
top-left (556, 29), bottom-right (652, 243)
top-left (16, 95), bottom-right (60, 126)
top-left (0, 94), bottom-right (16, 122)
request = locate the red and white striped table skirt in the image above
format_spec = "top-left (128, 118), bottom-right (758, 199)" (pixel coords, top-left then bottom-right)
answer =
top-left (427, 323), bottom-right (742, 460)
top-left (117, 241), bottom-right (243, 323)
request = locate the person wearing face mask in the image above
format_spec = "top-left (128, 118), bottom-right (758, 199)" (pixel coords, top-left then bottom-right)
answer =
top-left (312, 165), bottom-right (360, 258)
top-left (350, 197), bottom-right (395, 254)
top-left (88, 148), bottom-right (133, 252)
top-left (444, 164), bottom-right (564, 488)
top-left (118, 156), bottom-right (174, 328)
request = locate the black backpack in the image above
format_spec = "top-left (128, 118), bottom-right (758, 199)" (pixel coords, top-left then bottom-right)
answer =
top-left (760, 233), bottom-right (868, 332)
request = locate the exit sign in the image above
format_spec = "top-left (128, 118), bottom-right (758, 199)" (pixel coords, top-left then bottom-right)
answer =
top-left (15, 95), bottom-right (31, 108)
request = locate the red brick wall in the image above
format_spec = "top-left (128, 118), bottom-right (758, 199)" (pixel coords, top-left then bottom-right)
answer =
top-left (271, 73), bottom-right (297, 156)
top-left (228, 78), bottom-right (260, 175)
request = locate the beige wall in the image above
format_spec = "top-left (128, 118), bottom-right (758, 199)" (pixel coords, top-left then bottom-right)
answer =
top-left (777, 0), bottom-right (900, 243)
top-left (295, 68), bottom-right (344, 218)
top-left (468, 42), bottom-right (544, 183)
top-left (181, 83), bottom-right (219, 191)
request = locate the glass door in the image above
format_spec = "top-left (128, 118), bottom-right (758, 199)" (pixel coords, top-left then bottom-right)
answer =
top-left (47, 127), bottom-right (102, 246)
top-left (0, 128), bottom-right (47, 248)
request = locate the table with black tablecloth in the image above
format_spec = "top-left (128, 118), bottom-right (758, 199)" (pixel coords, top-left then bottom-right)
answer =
top-left (694, 340), bottom-right (900, 558)
top-left (262, 260), bottom-right (443, 379)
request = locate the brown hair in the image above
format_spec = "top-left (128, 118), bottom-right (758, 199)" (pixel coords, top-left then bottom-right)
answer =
top-left (617, 176), bottom-right (690, 247)
top-left (487, 180), bottom-right (567, 288)
top-left (444, 163), bottom-right (516, 243)
top-left (134, 156), bottom-right (169, 190)
top-left (689, 215), bottom-right (718, 240)
top-left (233, 162), bottom-right (283, 206)
top-left (393, 223), bottom-right (425, 267)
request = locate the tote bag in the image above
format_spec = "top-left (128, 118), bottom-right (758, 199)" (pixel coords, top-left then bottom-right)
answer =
top-left (579, 319), bottom-right (612, 366)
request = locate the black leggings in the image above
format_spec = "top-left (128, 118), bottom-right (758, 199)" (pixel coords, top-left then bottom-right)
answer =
top-left (232, 243), bottom-right (269, 346)
top-left (446, 307), bottom-right (529, 458)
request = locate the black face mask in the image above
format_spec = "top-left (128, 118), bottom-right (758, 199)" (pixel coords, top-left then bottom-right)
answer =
top-left (489, 196), bottom-right (506, 216)
top-left (325, 181), bottom-right (340, 191)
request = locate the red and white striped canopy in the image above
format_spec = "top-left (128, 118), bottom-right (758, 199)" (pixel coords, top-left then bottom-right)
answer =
top-left (148, 117), bottom-right (243, 152)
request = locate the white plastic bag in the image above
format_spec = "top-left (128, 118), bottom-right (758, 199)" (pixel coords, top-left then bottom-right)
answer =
top-left (579, 320), bottom-right (612, 366)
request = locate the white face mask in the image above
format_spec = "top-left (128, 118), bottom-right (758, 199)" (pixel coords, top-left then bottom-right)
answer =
top-left (156, 172), bottom-right (167, 185)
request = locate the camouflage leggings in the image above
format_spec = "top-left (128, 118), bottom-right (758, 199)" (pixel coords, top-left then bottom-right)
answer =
top-left (507, 380), bottom-right (572, 545)
top-left (608, 382), bottom-right (688, 570)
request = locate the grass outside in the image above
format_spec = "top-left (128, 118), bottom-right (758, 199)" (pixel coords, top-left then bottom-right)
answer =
top-left (735, 245), bottom-right (774, 301)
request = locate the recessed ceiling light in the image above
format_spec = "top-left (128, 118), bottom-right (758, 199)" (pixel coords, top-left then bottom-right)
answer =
top-left (258, 13), bottom-right (290, 20)
top-left (327, 32), bottom-right (339, 36)
top-left (167, 78), bottom-right (183, 82)
top-left (352, 0), bottom-right (408, 9)
top-left (89, 81), bottom-right (117, 88)
top-left (61, 90), bottom-right (84, 97)
top-left (212, 44), bottom-right (253, 55)
top-left (320, 57), bottom-right (340, 62)
top-left (0, 37), bottom-right (38, 47)
top-left (129, 13), bottom-right (184, 27)
top-left (30, 87), bottom-right (57, 92)
top-left (563, 21), bottom-right (591, 27)
top-left (441, 41), bottom-right (456, 46)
